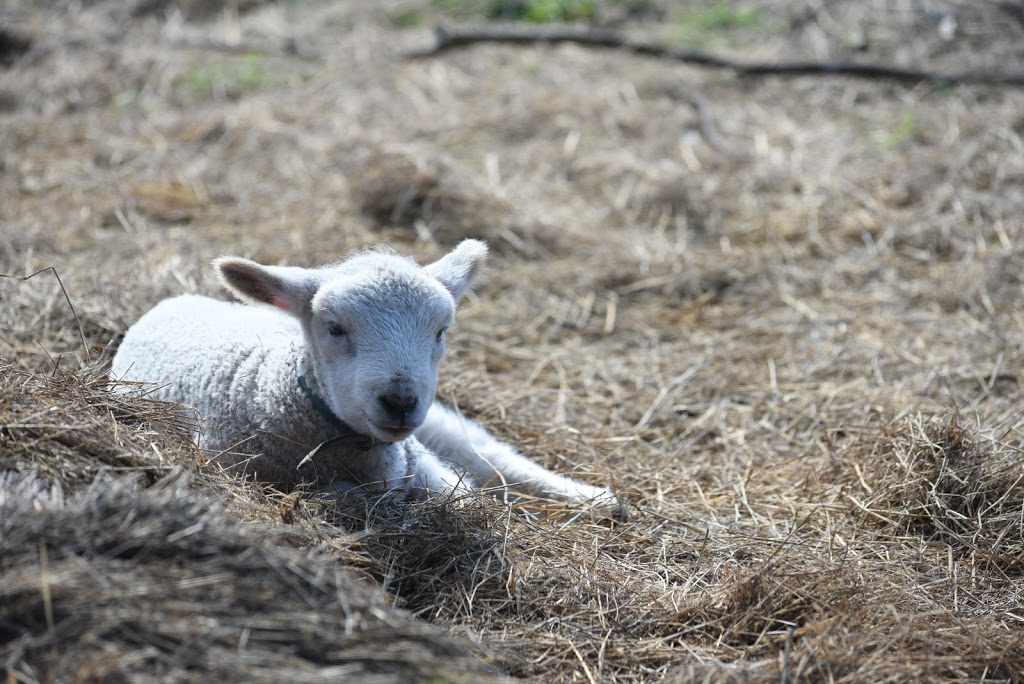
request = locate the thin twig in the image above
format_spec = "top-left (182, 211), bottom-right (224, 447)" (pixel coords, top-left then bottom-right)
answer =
top-left (408, 25), bottom-right (1024, 87)
top-left (1, 266), bottom-right (91, 363)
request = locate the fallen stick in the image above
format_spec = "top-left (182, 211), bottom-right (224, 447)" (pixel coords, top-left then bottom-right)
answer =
top-left (408, 25), bottom-right (1024, 87)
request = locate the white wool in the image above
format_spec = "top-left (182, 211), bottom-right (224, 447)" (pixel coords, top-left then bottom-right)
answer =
top-left (112, 240), bottom-right (619, 513)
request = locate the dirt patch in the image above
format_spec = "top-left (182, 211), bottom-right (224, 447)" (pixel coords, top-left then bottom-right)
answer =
top-left (347, 144), bottom-right (562, 256)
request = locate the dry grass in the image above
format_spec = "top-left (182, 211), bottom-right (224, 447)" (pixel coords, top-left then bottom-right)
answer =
top-left (346, 144), bottom-right (558, 256)
top-left (2, 0), bottom-right (1024, 681)
top-left (843, 416), bottom-right (1024, 577)
top-left (0, 471), bottom-right (502, 683)
top-left (0, 361), bottom-right (199, 491)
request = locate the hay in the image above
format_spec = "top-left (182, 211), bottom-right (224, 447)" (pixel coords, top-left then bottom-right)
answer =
top-left (3, 0), bottom-right (1024, 681)
top-left (843, 415), bottom-right (1024, 576)
top-left (0, 361), bottom-right (199, 492)
top-left (346, 145), bottom-right (556, 256)
top-left (0, 472), bottom-right (501, 683)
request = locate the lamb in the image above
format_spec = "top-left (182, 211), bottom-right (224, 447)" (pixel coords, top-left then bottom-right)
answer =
top-left (111, 240), bottom-right (620, 514)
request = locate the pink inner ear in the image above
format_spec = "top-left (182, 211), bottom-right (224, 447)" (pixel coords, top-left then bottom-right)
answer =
top-left (271, 295), bottom-right (290, 311)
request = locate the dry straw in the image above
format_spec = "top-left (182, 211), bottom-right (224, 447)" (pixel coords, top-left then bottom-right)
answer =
top-left (2, 0), bottom-right (1024, 681)
top-left (844, 416), bottom-right (1024, 577)
top-left (1, 469), bottom-right (502, 682)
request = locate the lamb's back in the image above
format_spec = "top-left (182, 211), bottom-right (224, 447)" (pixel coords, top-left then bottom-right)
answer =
top-left (112, 294), bottom-right (301, 410)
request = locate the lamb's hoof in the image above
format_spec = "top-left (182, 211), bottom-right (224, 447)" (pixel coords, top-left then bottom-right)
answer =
top-left (572, 487), bottom-right (627, 522)
top-left (609, 501), bottom-right (630, 523)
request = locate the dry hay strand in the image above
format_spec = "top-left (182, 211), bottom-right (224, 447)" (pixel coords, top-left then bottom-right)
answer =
top-left (842, 415), bottom-right (1024, 576)
top-left (0, 471), bottom-right (502, 684)
top-left (0, 361), bottom-right (200, 492)
top-left (345, 146), bottom-right (554, 256)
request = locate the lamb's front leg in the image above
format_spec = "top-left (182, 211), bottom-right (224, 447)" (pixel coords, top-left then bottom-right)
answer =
top-left (401, 436), bottom-right (474, 501)
top-left (415, 403), bottom-right (621, 514)
top-left (313, 438), bottom-right (469, 502)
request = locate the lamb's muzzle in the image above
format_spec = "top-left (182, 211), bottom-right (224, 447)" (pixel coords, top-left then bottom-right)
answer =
top-left (378, 390), bottom-right (418, 426)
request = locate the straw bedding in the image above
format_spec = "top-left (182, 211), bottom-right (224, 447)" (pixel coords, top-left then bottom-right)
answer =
top-left (2, 0), bottom-right (1023, 681)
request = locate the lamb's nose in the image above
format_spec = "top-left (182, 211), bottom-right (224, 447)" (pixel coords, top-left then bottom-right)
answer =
top-left (379, 392), bottom-right (418, 422)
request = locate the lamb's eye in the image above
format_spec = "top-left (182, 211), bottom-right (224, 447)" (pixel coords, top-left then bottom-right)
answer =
top-left (327, 323), bottom-right (347, 338)
top-left (435, 327), bottom-right (447, 343)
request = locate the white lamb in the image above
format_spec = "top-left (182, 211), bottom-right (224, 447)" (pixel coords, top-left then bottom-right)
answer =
top-left (111, 240), bottom-right (620, 515)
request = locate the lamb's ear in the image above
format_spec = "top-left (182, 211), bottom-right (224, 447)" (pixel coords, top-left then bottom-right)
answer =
top-left (424, 239), bottom-right (488, 302)
top-left (213, 257), bottom-right (318, 315)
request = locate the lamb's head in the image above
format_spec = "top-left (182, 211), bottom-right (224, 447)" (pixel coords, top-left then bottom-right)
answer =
top-left (214, 240), bottom-right (488, 442)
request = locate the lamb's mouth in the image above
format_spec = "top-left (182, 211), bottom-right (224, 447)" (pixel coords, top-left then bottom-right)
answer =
top-left (367, 421), bottom-right (416, 441)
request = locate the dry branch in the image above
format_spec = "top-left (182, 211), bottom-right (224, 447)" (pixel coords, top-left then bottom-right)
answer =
top-left (410, 25), bottom-right (1024, 87)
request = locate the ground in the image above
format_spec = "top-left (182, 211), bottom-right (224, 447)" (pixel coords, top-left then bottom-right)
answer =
top-left (2, 0), bottom-right (1024, 681)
